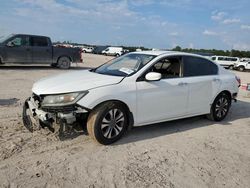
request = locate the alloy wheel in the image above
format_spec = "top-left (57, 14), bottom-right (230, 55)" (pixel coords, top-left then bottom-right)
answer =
top-left (101, 108), bottom-right (125, 139)
top-left (215, 97), bottom-right (229, 118)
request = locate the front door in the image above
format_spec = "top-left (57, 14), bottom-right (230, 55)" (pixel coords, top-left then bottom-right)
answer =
top-left (136, 56), bottom-right (188, 125)
top-left (5, 35), bottom-right (32, 63)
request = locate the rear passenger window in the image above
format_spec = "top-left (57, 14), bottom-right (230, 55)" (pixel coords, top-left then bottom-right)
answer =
top-left (183, 56), bottom-right (218, 77)
top-left (31, 37), bottom-right (49, 47)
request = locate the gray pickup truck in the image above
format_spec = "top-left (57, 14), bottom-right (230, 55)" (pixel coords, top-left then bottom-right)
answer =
top-left (0, 34), bottom-right (83, 69)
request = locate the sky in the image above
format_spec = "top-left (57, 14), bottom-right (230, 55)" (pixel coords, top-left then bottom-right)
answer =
top-left (0, 0), bottom-right (250, 50)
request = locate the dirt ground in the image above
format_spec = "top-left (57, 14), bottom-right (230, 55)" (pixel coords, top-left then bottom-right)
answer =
top-left (0, 53), bottom-right (249, 188)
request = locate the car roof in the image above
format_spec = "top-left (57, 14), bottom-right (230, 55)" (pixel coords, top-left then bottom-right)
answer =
top-left (131, 50), bottom-right (205, 58)
top-left (12, 34), bottom-right (49, 38)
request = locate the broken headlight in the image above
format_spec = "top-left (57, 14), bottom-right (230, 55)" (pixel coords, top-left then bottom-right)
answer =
top-left (41, 92), bottom-right (88, 107)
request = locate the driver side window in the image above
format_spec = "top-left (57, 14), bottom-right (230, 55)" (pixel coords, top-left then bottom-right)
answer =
top-left (8, 36), bottom-right (28, 46)
top-left (10, 37), bottom-right (22, 46)
top-left (150, 57), bottom-right (182, 79)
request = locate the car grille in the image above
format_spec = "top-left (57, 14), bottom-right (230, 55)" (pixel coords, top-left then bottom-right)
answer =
top-left (41, 105), bottom-right (77, 113)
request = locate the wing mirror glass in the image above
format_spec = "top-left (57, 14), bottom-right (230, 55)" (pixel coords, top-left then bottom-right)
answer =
top-left (145, 72), bottom-right (162, 81)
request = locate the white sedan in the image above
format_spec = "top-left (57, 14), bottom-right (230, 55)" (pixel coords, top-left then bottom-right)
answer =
top-left (23, 51), bottom-right (240, 145)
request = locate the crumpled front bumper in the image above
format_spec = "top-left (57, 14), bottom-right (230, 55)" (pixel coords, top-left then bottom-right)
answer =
top-left (22, 96), bottom-right (88, 132)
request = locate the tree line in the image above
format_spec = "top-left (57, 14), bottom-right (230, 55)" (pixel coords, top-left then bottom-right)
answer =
top-left (172, 46), bottom-right (250, 58)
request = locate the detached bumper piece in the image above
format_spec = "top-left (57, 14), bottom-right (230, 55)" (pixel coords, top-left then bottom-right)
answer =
top-left (22, 96), bottom-right (88, 134)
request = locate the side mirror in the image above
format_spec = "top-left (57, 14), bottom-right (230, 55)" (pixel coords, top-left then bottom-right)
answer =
top-left (145, 72), bottom-right (162, 81)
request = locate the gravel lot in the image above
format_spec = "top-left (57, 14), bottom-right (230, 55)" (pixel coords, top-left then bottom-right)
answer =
top-left (0, 53), bottom-right (249, 188)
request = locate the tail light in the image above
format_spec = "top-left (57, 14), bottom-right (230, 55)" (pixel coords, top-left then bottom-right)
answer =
top-left (235, 76), bottom-right (241, 87)
top-left (79, 49), bottom-right (83, 63)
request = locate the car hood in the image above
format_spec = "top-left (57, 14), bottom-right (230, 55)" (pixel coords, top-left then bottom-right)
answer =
top-left (32, 70), bottom-right (123, 95)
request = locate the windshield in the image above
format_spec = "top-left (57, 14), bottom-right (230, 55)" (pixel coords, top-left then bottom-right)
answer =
top-left (0, 34), bottom-right (13, 43)
top-left (94, 53), bottom-right (156, 76)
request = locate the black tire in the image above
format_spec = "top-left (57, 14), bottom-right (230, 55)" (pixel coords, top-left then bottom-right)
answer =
top-left (229, 65), bottom-right (234, 70)
top-left (238, 66), bottom-right (245, 72)
top-left (206, 93), bottom-right (231, 121)
top-left (57, 56), bottom-right (71, 69)
top-left (87, 102), bottom-right (129, 145)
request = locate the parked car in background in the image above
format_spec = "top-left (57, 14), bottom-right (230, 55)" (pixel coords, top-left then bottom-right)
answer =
top-left (23, 51), bottom-right (239, 145)
top-left (81, 46), bottom-right (94, 53)
top-left (102, 47), bottom-right (123, 56)
top-left (0, 34), bottom-right (82, 69)
top-left (93, 46), bottom-right (109, 54)
top-left (211, 56), bottom-right (240, 70)
top-left (240, 58), bottom-right (250, 62)
top-left (234, 61), bottom-right (250, 71)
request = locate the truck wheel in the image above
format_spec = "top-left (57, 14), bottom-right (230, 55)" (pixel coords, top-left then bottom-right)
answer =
top-left (238, 66), bottom-right (245, 72)
top-left (57, 57), bottom-right (71, 69)
top-left (229, 65), bottom-right (234, 70)
top-left (87, 102), bottom-right (128, 145)
top-left (206, 92), bottom-right (231, 121)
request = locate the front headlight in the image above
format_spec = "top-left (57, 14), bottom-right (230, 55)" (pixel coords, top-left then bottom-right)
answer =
top-left (41, 92), bottom-right (88, 107)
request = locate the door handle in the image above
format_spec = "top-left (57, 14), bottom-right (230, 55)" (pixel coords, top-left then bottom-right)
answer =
top-left (26, 48), bottom-right (30, 51)
top-left (178, 82), bottom-right (188, 86)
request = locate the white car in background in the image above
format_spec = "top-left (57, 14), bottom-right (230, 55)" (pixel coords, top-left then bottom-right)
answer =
top-left (211, 56), bottom-right (240, 70)
top-left (23, 51), bottom-right (240, 145)
top-left (102, 47), bottom-right (123, 56)
top-left (234, 61), bottom-right (250, 71)
top-left (81, 46), bottom-right (94, 53)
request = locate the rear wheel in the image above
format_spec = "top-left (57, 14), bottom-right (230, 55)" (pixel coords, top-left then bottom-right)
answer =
top-left (229, 65), bottom-right (234, 70)
top-left (206, 93), bottom-right (231, 121)
top-left (87, 102), bottom-right (128, 145)
top-left (238, 66), bottom-right (245, 72)
top-left (57, 56), bottom-right (71, 69)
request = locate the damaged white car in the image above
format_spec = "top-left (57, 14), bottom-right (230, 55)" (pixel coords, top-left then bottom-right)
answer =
top-left (23, 51), bottom-right (240, 145)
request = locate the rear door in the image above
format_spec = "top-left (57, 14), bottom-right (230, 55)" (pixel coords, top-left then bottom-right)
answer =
top-left (183, 56), bottom-right (220, 115)
top-left (30, 36), bottom-right (52, 64)
top-left (5, 35), bottom-right (32, 63)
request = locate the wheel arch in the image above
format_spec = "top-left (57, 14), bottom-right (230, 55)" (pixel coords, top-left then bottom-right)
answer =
top-left (91, 99), bottom-right (134, 129)
top-left (212, 90), bottom-right (232, 106)
top-left (57, 55), bottom-right (72, 63)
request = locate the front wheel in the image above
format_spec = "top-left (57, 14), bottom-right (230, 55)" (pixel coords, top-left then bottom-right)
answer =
top-left (87, 102), bottom-right (128, 145)
top-left (57, 56), bottom-right (71, 69)
top-left (206, 93), bottom-right (231, 121)
top-left (238, 66), bottom-right (245, 72)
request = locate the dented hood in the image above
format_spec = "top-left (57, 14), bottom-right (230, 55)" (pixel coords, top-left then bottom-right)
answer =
top-left (32, 70), bottom-right (123, 95)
